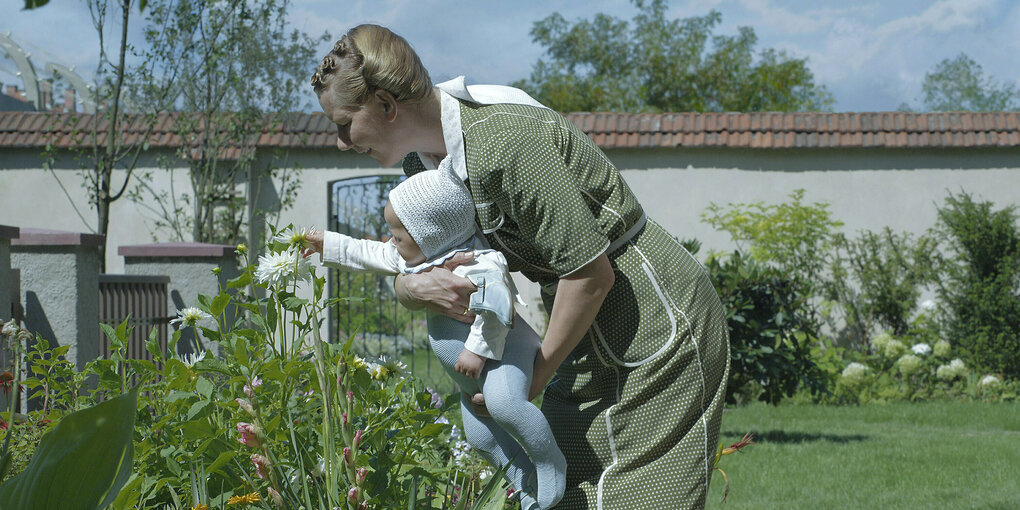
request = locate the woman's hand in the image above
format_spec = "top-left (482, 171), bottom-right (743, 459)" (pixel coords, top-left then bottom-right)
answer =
top-left (394, 252), bottom-right (477, 324)
top-left (528, 253), bottom-right (616, 400)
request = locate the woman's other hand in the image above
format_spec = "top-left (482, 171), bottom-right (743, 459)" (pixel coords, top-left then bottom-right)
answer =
top-left (394, 251), bottom-right (477, 324)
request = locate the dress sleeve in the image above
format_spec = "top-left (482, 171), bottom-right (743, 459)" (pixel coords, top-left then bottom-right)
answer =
top-left (482, 131), bottom-right (610, 277)
top-left (320, 230), bottom-right (403, 274)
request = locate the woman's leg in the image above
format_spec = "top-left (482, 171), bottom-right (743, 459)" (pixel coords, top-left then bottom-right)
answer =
top-left (481, 317), bottom-right (566, 509)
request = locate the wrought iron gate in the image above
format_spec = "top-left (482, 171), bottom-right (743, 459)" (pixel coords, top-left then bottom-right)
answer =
top-left (327, 175), bottom-right (444, 386)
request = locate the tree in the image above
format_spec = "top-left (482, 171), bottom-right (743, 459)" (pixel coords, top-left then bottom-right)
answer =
top-left (512, 0), bottom-right (833, 113)
top-left (128, 0), bottom-right (325, 246)
top-left (68, 0), bottom-right (175, 271)
top-left (919, 53), bottom-right (1019, 112)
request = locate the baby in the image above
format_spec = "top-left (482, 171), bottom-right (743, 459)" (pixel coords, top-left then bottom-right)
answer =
top-left (310, 166), bottom-right (565, 509)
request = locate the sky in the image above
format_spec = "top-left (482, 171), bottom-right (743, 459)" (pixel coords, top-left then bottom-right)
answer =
top-left (2, 0), bottom-right (1018, 113)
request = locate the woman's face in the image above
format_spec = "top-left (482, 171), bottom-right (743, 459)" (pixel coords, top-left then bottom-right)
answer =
top-left (318, 87), bottom-right (404, 167)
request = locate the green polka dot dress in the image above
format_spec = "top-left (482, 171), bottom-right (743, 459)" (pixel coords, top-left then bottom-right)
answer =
top-left (404, 99), bottom-right (730, 509)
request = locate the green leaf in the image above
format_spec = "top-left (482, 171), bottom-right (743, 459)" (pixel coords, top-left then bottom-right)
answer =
top-left (100, 323), bottom-right (124, 350)
top-left (211, 293), bottom-right (231, 318)
top-left (145, 327), bottom-right (162, 361)
top-left (186, 399), bottom-right (211, 421)
top-left (0, 388), bottom-right (138, 510)
top-left (23, 0), bottom-right (49, 9)
top-left (227, 273), bottom-right (251, 289)
top-left (195, 376), bottom-right (214, 399)
top-left (206, 452), bottom-right (234, 475)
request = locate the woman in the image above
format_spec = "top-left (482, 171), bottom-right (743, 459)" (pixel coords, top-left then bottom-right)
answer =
top-left (310, 24), bottom-right (730, 509)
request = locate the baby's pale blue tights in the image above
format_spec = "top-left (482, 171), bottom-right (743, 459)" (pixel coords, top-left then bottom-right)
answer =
top-left (428, 314), bottom-right (566, 510)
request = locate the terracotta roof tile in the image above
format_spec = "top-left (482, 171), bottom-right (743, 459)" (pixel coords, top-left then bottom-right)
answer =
top-left (3, 111), bottom-right (1019, 151)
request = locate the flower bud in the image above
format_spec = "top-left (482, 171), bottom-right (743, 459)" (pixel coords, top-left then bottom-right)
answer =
top-left (342, 412), bottom-right (348, 425)
top-left (236, 398), bottom-right (255, 416)
top-left (347, 487), bottom-right (359, 504)
top-left (211, 267), bottom-right (221, 275)
top-left (356, 467), bottom-right (368, 485)
top-left (250, 454), bottom-right (271, 479)
top-left (236, 422), bottom-right (262, 448)
top-left (236, 244), bottom-right (248, 255)
top-left (1, 320), bottom-right (18, 338)
top-left (267, 487), bottom-right (284, 508)
top-left (343, 446), bottom-right (353, 467)
top-left (353, 428), bottom-right (362, 451)
top-left (359, 503), bottom-right (367, 510)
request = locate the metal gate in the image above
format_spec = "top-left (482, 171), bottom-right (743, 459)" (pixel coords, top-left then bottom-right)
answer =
top-left (327, 175), bottom-right (446, 387)
top-left (98, 274), bottom-right (171, 361)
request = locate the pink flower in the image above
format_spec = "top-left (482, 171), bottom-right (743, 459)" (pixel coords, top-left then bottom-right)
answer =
top-left (250, 454), bottom-right (271, 479)
top-left (353, 428), bottom-right (362, 450)
top-left (244, 376), bottom-right (263, 398)
top-left (347, 487), bottom-right (359, 504)
top-left (237, 422), bottom-right (262, 448)
top-left (343, 446), bottom-right (353, 467)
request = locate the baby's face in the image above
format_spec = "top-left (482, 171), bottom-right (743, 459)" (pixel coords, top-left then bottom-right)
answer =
top-left (384, 201), bottom-right (426, 265)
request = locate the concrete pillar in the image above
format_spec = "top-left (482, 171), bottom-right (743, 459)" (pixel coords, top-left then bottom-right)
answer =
top-left (10, 228), bottom-right (104, 372)
top-left (0, 225), bottom-right (17, 322)
top-left (119, 243), bottom-right (240, 356)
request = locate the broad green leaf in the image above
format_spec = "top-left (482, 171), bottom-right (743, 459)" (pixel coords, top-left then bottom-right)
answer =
top-left (211, 293), bottom-right (231, 317)
top-left (186, 399), bottom-right (211, 420)
top-left (0, 388), bottom-right (137, 510)
top-left (227, 272), bottom-right (252, 289)
top-left (195, 376), bottom-right (214, 399)
top-left (100, 323), bottom-right (124, 350)
top-left (206, 451), bottom-right (234, 475)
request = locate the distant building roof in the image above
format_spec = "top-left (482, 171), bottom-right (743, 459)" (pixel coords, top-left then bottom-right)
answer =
top-left (0, 94), bottom-right (36, 112)
top-left (0, 111), bottom-right (1018, 151)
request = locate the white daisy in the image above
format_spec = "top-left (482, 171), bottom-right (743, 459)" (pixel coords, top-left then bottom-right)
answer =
top-left (181, 350), bottom-right (206, 367)
top-left (274, 226), bottom-right (314, 249)
top-left (255, 248), bottom-right (311, 286)
top-left (170, 307), bottom-right (212, 328)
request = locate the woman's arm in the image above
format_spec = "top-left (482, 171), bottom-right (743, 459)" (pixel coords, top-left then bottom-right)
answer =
top-left (529, 253), bottom-right (615, 400)
top-left (394, 252), bottom-right (477, 324)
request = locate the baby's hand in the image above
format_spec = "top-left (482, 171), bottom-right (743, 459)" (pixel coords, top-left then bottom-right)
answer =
top-left (455, 349), bottom-right (487, 379)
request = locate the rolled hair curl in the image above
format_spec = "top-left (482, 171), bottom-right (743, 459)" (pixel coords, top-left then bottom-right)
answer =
top-left (311, 25), bottom-right (432, 108)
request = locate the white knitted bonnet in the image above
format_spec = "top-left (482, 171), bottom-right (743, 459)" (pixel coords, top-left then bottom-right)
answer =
top-left (388, 168), bottom-right (476, 260)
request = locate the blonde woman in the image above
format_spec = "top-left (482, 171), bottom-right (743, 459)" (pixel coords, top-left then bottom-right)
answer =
top-left (310, 24), bottom-right (730, 509)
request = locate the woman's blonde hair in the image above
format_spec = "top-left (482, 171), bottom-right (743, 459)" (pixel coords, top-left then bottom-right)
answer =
top-left (311, 24), bottom-right (432, 107)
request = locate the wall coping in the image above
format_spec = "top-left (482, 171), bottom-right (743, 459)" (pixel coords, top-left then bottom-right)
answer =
top-left (0, 225), bottom-right (18, 239)
top-left (10, 227), bottom-right (104, 246)
top-left (119, 242), bottom-right (236, 258)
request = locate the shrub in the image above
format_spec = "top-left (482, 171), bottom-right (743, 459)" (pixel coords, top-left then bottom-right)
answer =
top-left (930, 191), bottom-right (1020, 378)
top-left (702, 188), bottom-right (844, 326)
top-left (825, 228), bottom-right (936, 348)
top-left (705, 250), bottom-right (830, 405)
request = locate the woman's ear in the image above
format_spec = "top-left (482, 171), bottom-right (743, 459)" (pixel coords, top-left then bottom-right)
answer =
top-left (375, 89), bottom-right (399, 122)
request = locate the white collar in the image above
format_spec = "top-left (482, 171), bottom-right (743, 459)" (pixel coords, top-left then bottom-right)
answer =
top-left (419, 76), bottom-right (549, 182)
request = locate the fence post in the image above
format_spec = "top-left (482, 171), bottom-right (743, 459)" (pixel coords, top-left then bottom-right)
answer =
top-left (119, 243), bottom-right (239, 357)
top-left (10, 228), bottom-right (104, 374)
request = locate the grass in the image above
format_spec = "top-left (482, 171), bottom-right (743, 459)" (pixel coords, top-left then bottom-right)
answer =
top-left (706, 401), bottom-right (1020, 509)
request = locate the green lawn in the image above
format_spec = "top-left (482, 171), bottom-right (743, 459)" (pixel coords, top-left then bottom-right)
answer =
top-left (706, 401), bottom-right (1020, 509)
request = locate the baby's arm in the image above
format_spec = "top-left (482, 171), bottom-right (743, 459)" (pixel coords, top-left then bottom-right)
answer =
top-left (320, 230), bottom-right (404, 274)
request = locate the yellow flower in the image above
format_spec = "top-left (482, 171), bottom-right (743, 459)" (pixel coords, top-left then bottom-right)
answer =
top-left (192, 505), bottom-right (210, 510)
top-left (227, 492), bottom-right (262, 505)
